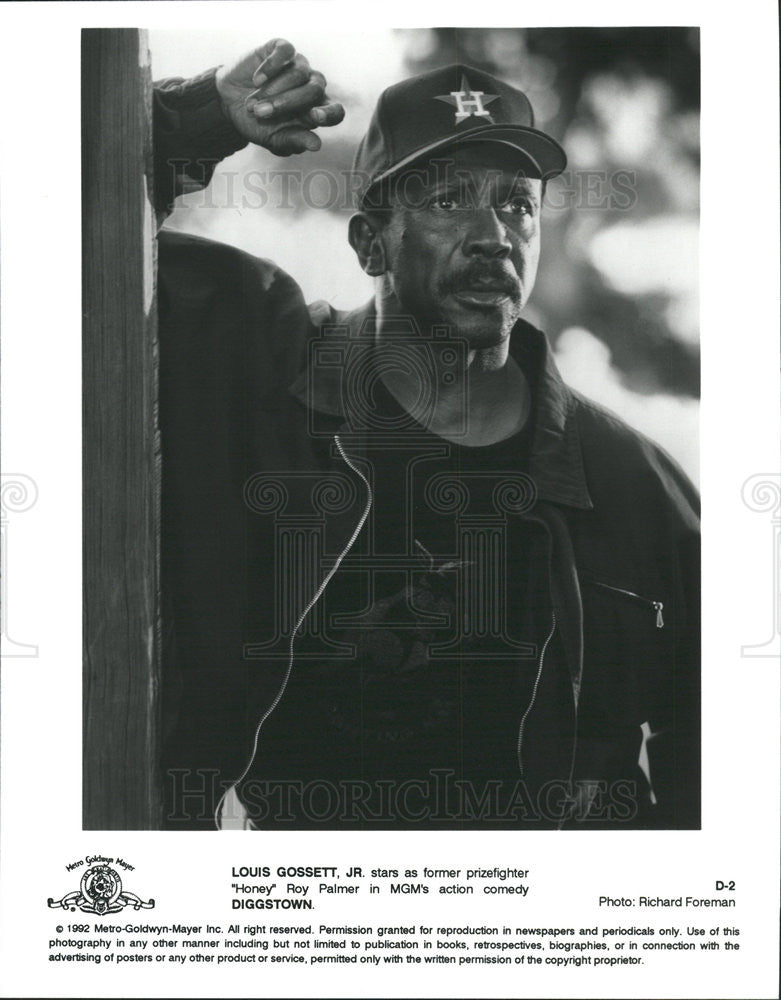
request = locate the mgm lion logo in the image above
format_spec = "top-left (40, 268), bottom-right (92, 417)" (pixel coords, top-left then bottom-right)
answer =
top-left (48, 864), bottom-right (154, 914)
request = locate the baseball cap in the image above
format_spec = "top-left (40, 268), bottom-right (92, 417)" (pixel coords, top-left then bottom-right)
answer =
top-left (353, 63), bottom-right (567, 209)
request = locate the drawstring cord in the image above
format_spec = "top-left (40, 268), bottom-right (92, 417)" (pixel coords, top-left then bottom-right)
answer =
top-left (214, 436), bottom-right (373, 830)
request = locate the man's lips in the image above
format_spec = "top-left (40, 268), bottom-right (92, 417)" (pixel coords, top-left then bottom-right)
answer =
top-left (450, 280), bottom-right (519, 308)
top-left (452, 289), bottom-right (510, 307)
top-left (446, 273), bottom-right (520, 308)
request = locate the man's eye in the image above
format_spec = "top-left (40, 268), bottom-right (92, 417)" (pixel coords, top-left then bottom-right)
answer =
top-left (498, 196), bottom-right (534, 216)
top-left (432, 195), bottom-right (459, 212)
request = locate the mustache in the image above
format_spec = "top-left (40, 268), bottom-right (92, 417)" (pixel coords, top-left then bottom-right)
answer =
top-left (442, 264), bottom-right (522, 301)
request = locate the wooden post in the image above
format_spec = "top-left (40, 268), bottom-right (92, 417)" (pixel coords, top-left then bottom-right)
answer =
top-left (82, 28), bottom-right (161, 829)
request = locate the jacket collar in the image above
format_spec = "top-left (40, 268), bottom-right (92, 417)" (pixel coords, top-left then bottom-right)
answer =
top-left (288, 299), bottom-right (593, 510)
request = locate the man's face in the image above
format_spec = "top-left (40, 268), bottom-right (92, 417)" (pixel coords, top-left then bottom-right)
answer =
top-left (376, 144), bottom-right (542, 348)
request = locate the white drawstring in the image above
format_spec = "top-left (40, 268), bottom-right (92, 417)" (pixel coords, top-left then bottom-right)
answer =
top-left (214, 435), bottom-right (373, 830)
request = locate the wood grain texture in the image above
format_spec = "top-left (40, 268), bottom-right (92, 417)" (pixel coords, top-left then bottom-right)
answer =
top-left (82, 28), bottom-right (162, 829)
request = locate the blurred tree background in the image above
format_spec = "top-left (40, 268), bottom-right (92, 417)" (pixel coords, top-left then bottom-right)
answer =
top-left (153, 27), bottom-right (700, 480)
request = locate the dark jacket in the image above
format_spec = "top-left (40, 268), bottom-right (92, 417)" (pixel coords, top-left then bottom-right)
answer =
top-left (154, 75), bottom-right (700, 832)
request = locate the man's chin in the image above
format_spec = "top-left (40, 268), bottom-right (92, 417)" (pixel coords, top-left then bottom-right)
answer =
top-left (441, 311), bottom-right (517, 349)
top-left (438, 295), bottom-right (520, 347)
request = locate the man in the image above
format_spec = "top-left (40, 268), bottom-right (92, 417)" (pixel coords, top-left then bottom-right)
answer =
top-left (155, 39), bottom-right (700, 831)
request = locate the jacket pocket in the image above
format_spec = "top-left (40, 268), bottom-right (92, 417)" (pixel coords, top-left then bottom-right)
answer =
top-left (576, 571), bottom-right (671, 735)
top-left (574, 574), bottom-right (671, 823)
top-left (585, 579), bottom-right (665, 629)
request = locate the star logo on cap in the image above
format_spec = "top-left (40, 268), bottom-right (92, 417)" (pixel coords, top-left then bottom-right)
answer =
top-left (434, 74), bottom-right (499, 124)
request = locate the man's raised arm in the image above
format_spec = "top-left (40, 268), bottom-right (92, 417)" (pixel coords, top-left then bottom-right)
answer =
top-left (153, 38), bottom-right (345, 217)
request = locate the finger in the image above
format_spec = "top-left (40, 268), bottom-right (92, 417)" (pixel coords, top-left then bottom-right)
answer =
top-left (266, 126), bottom-right (322, 157)
top-left (252, 38), bottom-right (296, 86)
top-left (248, 66), bottom-right (323, 104)
top-left (304, 102), bottom-right (346, 128)
top-left (257, 55), bottom-right (313, 98)
top-left (251, 77), bottom-right (327, 120)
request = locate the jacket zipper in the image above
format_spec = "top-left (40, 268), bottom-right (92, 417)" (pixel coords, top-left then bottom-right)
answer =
top-left (589, 579), bottom-right (664, 629)
top-left (516, 612), bottom-right (557, 777)
top-left (215, 434), bottom-right (373, 829)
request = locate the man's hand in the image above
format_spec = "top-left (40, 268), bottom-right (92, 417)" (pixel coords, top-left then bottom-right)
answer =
top-left (215, 39), bottom-right (344, 156)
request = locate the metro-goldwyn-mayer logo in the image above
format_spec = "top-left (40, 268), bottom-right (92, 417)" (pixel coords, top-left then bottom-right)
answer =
top-left (48, 856), bottom-right (154, 915)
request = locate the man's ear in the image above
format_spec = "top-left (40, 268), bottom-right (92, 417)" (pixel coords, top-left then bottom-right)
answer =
top-left (348, 213), bottom-right (387, 276)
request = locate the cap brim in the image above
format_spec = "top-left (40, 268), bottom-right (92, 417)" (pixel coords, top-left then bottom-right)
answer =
top-left (363, 122), bottom-right (567, 202)
top-left (457, 127), bottom-right (567, 178)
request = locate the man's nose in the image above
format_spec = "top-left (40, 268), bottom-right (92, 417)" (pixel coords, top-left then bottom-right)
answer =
top-left (463, 208), bottom-right (513, 258)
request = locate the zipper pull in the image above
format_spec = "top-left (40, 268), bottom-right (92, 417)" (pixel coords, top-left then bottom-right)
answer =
top-left (653, 602), bottom-right (664, 629)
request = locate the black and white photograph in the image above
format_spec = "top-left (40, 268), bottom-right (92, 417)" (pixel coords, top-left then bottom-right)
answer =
top-left (84, 26), bottom-right (700, 832)
top-left (1, 4), bottom-right (779, 999)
